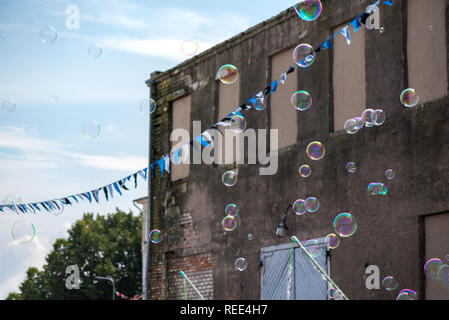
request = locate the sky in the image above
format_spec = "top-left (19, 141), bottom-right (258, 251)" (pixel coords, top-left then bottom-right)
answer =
top-left (0, 0), bottom-right (294, 299)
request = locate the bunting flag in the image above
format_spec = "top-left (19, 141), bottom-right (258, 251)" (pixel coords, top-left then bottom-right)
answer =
top-left (321, 39), bottom-right (333, 50)
top-left (384, 0), bottom-right (392, 5)
top-left (92, 189), bottom-right (100, 203)
top-left (279, 73), bottom-right (287, 84)
top-left (350, 15), bottom-right (363, 33)
top-left (270, 80), bottom-right (279, 94)
top-left (113, 182), bottom-right (122, 196)
top-left (157, 159), bottom-right (165, 177)
top-left (164, 156), bottom-right (170, 174)
top-left (340, 26), bottom-right (351, 45)
top-left (107, 184), bottom-right (114, 199)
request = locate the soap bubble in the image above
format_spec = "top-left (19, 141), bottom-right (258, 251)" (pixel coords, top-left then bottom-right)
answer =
top-left (325, 233), bottom-right (340, 249)
top-left (396, 289), bottom-right (417, 300)
top-left (149, 229), bottom-right (162, 243)
top-left (346, 162), bottom-right (357, 173)
top-left (2, 194), bottom-right (22, 213)
top-left (437, 264), bottom-right (449, 287)
top-left (222, 215), bottom-right (237, 231)
top-left (230, 114), bottom-right (246, 133)
top-left (293, 43), bottom-right (315, 68)
top-left (361, 109), bottom-right (375, 127)
top-left (424, 258), bottom-right (443, 280)
top-left (222, 171), bottom-right (237, 187)
top-left (82, 120), bottom-right (100, 139)
top-left (344, 118), bottom-right (359, 134)
top-left (217, 64), bottom-right (239, 84)
top-left (400, 88), bottom-right (419, 107)
top-left (50, 93), bottom-right (59, 103)
top-left (247, 233), bottom-right (253, 241)
top-left (298, 164), bottom-right (311, 177)
top-left (235, 257), bottom-right (247, 271)
top-left (353, 117), bottom-right (364, 130)
top-left (327, 287), bottom-right (342, 300)
top-left (306, 141), bottom-right (325, 160)
top-left (333, 213), bottom-right (357, 237)
top-left (181, 39), bottom-right (199, 56)
top-left (368, 182), bottom-right (388, 195)
top-left (379, 27), bottom-right (385, 34)
top-left (385, 169), bottom-right (395, 180)
top-left (253, 97), bottom-right (266, 111)
top-left (304, 239), bottom-right (323, 258)
top-left (0, 34), bottom-right (5, 40)
top-left (292, 199), bottom-right (307, 215)
top-left (2, 99), bottom-right (16, 113)
top-left (39, 26), bottom-right (57, 44)
top-left (225, 204), bottom-right (239, 217)
top-left (291, 91), bottom-right (312, 111)
top-left (11, 220), bottom-right (36, 244)
top-left (293, 0), bottom-right (322, 21)
top-left (88, 43), bottom-right (102, 58)
top-left (381, 276), bottom-right (398, 291)
top-left (51, 201), bottom-right (64, 216)
top-left (139, 98), bottom-right (157, 114)
top-left (373, 109), bottom-right (386, 126)
top-left (305, 197), bottom-right (319, 213)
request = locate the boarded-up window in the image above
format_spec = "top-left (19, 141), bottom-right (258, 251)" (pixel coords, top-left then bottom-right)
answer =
top-left (171, 95), bottom-right (191, 181)
top-left (408, 0), bottom-right (448, 104)
top-left (217, 78), bottom-right (240, 164)
top-left (271, 49), bottom-right (298, 150)
top-left (333, 23), bottom-right (366, 131)
top-left (424, 213), bottom-right (449, 300)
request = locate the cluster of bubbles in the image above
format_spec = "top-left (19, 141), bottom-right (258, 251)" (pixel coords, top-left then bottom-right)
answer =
top-left (293, 43), bottom-right (315, 68)
top-left (230, 114), bottom-right (247, 133)
top-left (149, 229), bottom-right (162, 244)
top-left (424, 258), bottom-right (449, 289)
top-left (367, 182), bottom-right (388, 196)
top-left (293, 0), bottom-right (323, 22)
top-left (291, 91), bottom-right (312, 111)
top-left (217, 64), bottom-right (239, 85)
top-left (344, 108), bottom-right (386, 134)
top-left (181, 40), bottom-right (199, 57)
top-left (306, 141), bottom-right (325, 160)
top-left (346, 162), bottom-right (357, 173)
top-left (11, 220), bottom-right (36, 244)
top-left (292, 197), bottom-right (320, 215)
top-left (400, 88), bottom-right (419, 108)
top-left (235, 257), bottom-right (248, 271)
top-left (298, 164), bottom-right (312, 177)
top-left (222, 204), bottom-right (239, 232)
top-left (333, 213), bottom-right (357, 238)
top-left (82, 120), bottom-right (101, 139)
top-left (222, 170), bottom-right (238, 187)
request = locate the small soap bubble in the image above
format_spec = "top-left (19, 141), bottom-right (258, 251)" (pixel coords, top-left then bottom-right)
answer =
top-left (373, 109), bottom-right (386, 126)
top-left (306, 141), bottom-right (325, 160)
top-left (222, 170), bottom-right (237, 187)
top-left (253, 97), bottom-right (266, 111)
top-left (149, 229), bottom-right (162, 243)
top-left (292, 199), bottom-right (307, 215)
top-left (88, 43), bottom-right (102, 58)
top-left (385, 169), bottom-right (395, 180)
top-left (400, 88), bottom-right (419, 107)
top-left (222, 215), bottom-right (237, 232)
top-left (225, 204), bottom-right (239, 217)
top-left (429, 25), bottom-right (434, 31)
top-left (218, 64), bottom-right (239, 84)
top-left (353, 117), bottom-right (364, 130)
top-left (2, 99), bottom-right (16, 113)
top-left (305, 197), bottom-right (319, 213)
top-left (325, 233), bottom-right (340, 249)
top-left (368, 182), bottom-right (388, 195)
top-left (344, 118), bottom-right (359, 134)
top-left (298, 164), bottom-right (312, 178)
top-left (293, 0), bottom-right (323, 21)
top-left (379, 27), bottom-right (385, 34)
top-left (247, 233), bottom-right (253, 241)
top-left (82, 120), bottom-right (100, 139)
top-left (139, 98), bottom-right (157, 114)
top-left (293, 43), bottom-right (315, 68)
top-left (381, 276), bottom-right (398, 291)
top-left (181, 39), bottom-right (199, 56)
top-left (39, 26), bottom-right (57, 44)
top-left (361, 109), bottom-right (375, 127)
top-left (333, 213), bottom-right (357, 237)
top-left (346, 162), bottom-right (357, 173)
top-left (291, 91), bottom-right (312, 111)
top-left (396, 289), bottom-right (417, 300)
top-left (50, 93), bottom-right (59, 103)
top-left (304, 239), bottom-right (323, 258)
top-left (235, 257), bottom-right (247, 271)
top-left (437, 264), bottom-right (449, 287)
top-left (230, 114), bottom-right (246, 133)
top-left (424, 258), bottom-right (443, 280)
top-left (11, 220), bottom-right (36, 244)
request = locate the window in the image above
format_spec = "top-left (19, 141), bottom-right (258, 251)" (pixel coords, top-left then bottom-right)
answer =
top-left (260, 238), bottom-right (329, 300)
top-left (271, 48), bottom-right (298, 150)
top-left (333, 22), bottom-right (366, 131)
top-left (407, 0), bottom-right (448, 104)
top-left (424, 213), bottom-right (449, 300)
top-left (171, 95), bottom-right (191, 181)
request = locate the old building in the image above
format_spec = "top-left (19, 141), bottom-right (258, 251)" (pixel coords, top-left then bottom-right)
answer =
top-left (140, 0), bottom-right (449, 300)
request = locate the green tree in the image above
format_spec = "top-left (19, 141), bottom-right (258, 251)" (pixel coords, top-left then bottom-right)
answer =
top-left (7, 208), bottom-right (142, 300)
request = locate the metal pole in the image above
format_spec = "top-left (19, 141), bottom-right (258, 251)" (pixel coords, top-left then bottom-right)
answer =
top-left (112, 280), bottom-right (115, 300)
top-left (143, 77), bottom-right (156, 300)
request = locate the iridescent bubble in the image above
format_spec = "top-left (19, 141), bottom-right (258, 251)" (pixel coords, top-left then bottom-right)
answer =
top-left (353, 117), bottom-right (364, 130)
top-left (437, 264), bottom-right (449, 287)
top-left (325, 233), bottom-right (340, 249)
top-left (293, 43), bottom-right (315, 68)
top-left (139, 98), bottom-right (157, 114)
top-left (50, 93), bottom-right (59, 103)
top-left (381, 276), bottom-right (398, 291)
top-left (379, 27), bottom-right (385, 34)
top-left (305, 197), bottom-right (319, 213)
top-left (373, 109), bottom-right (386, 126)
top-left (327, 287), bottom-right (340, 300)
top-left (247, 233), bottom-right (253, 241)
top-left (333, 213), bottom-right (357, 237)
top-left (400, 88), bottom-right (419, 108)
top-left (298, 165), bottom-right (311, 178)
top-left (88, 43), bottom-right (102, 59)
top-left (225, 204), bottom-right (240, 217)
top-left (424, 258), bottom-right (443, 280)
top-left (222, 215), bottom-right (237, 232)
top-left (181, 39), bottom-right (199, 56)
top-left (230, 115), bottom-right (246, 133)
top-left (2, 99), bottom-right (16, 113)
top-left (396, 289), bottom-right (417, 300)
top-left (346, 162), bottom-right (357, 173)
top-left (291, 91), bottom-right (312, 111)
top-left (292, 199), bottom-right (307, 215)
top-left (253, 97), bottom-right (266, 111)
top-left (51, 201), bottom-right (64, 216)
top-left (368, 182), bottom-right (388, 195)
top-left (11, 220), bottom-right (36, 244)
top-left (344, 119), bottom-right (359, 134)
top-left (306, 141), bottom-right (325, 160)
top-left (293, 0), bottom-right (323, 21)
top-left (304, 239), bottom-right (323, 258)
top-left (82, 120), bottom-right (100, 139)
top-left (235, 257), bottom-right (247, 271)
top-left (39, 26), bottom-right (57, 44)
top-left (217, 64), bottom-right (239, 84)
top-left (149, 229), bottom-right (162, 243)
top-left (222, 170), bottom-right (237, 187)
top-left (385, 169), bottom-right (395, 180)
top-left (361, 109), bottom-right (375, 127)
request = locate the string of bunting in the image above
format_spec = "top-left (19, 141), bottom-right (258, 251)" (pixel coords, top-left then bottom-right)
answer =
top-left (0, 0), bottom-right (392, 215)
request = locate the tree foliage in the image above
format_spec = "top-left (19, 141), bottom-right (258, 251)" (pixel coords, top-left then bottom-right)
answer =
top-left (7, 209), bottom-right (142, 300)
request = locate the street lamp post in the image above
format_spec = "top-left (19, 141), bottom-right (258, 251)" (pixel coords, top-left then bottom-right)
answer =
top-left (95, 276), bottom-right (116, 300)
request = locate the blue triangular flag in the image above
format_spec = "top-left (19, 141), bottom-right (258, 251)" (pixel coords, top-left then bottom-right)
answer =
top-left (70, 195), bottom-right (79, 203)
top-left (150, 163), bottom-right (156, 177)
top-left (113, 182), bottom-right (123, 196)
top-left (350, 16), bottom-right (362, 33)
top-left (157, 158), bottom-right (164, 177)
top-left (31, 203), bottom-right (41, 211)
top-left (138, 168), bottom-right (148, 180)
top-left (270, 80), bottom-right (278, 95)
top-left (321, 39), bottom-right (333, 50)
top-left (173, 149), bottom-right (181, 165)
top-left (92, 189), bottom-right (99, 203)
top-left (164, 156), bottom-right (170, 173)
top-left (340, 26), bottom-right (351, 45)
top-left (81, 192), bottom-right (92, 203)
top-left (384, 0), bottom-right (392, 5)
top-left (107, 184), bottom-right (114, 198)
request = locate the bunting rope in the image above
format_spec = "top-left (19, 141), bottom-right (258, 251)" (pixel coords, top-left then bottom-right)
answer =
top-left (0, 0), bottom-right (392, 215)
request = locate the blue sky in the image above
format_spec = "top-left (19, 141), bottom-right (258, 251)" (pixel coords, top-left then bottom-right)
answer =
top-left (0, 0), bottom-right (294, 299)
